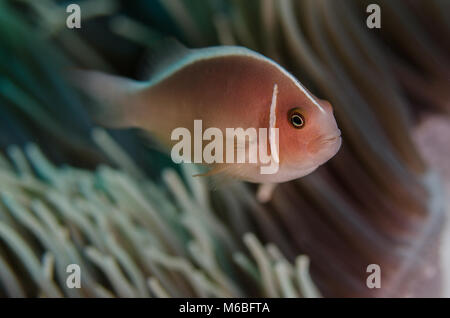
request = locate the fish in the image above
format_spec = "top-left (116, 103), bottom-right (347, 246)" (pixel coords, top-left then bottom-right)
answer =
top-left (73, 40), bottom-right (341, 189)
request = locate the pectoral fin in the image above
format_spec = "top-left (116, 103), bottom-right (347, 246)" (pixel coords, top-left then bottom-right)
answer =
top-left (256, 183), bottom-right (277, 203)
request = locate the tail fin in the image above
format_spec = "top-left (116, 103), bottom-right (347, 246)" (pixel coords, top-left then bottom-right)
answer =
top-left (71, 70), bottom-right (144, 129)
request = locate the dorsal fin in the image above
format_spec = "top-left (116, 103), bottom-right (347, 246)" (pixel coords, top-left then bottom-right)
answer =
top-left (138, 37), bottom-right (191, 81)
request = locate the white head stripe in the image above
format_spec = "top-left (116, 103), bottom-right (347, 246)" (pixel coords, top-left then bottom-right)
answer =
top-left (269, 84), bottom-right (280, 163)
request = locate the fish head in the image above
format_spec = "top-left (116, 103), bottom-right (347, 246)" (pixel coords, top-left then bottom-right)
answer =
top-left (277, 88), bottom-right (341, 172)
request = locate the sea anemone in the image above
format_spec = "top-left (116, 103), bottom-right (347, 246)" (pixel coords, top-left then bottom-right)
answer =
top-left (0, 132), bottom-right (319, 297)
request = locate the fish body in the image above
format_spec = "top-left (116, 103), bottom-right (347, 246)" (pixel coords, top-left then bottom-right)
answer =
top-left (76, 44), bottom-right (341, 183)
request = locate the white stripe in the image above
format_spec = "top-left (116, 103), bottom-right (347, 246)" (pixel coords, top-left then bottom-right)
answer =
top-left (148, 45), bottom-right (326, 114)
top-left (269, 84), bottom-right (279, 163)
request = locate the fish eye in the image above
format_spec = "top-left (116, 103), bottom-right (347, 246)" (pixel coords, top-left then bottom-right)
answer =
top-left (288, 108), bottom-right (305, 129)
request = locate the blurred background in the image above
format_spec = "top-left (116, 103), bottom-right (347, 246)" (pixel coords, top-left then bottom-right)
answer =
top-left (0, 0), bottom-right (449, 298)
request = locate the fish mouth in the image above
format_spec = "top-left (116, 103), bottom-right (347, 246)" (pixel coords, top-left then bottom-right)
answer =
top-left (322, 130), bottom-right (342, 143)
top-left (306, 130), bottom-right (342, 162)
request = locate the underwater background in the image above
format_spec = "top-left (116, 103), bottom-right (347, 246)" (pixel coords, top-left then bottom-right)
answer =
top-left (0, 0), bottom-right (449, 297)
